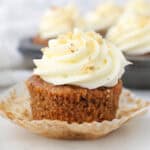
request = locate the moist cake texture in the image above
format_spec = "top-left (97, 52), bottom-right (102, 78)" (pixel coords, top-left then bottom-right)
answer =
top-left (27, 75), bottom-right (122, 123)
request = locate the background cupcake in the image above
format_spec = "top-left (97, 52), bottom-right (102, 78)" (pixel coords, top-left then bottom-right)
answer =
top-left (33, 5), bottom-right (84, 46)
top-left (27, 29), bottom-right (129, 123)
top-left (84, 1), bottom-right (123, 36)
top-left (106, 0), bottom-right (150, 56)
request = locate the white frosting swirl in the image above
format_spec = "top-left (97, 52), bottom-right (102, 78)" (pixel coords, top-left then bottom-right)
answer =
top-left (84, 2), bottom-right (122, 31)
top-left (39, 5), bottom-right (80, 39)
top-left (126, 0), bottom-right (150, 16)
top-left (107, 0), bottom-right (150, 55)
top-left (34, 29), bottom-right (129, 89)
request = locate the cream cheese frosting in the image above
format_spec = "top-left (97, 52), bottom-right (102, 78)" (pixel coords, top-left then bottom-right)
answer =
top-left (84, 1), bottom-right (123, 31)
top-left (126, 0), bottom-right (150, 16)
top-left (39, 5), bottom-right (81, 39)
top-left (34, 29), bottom-right (129, 89)
top-left (106, 0), bottom-right (150, 55)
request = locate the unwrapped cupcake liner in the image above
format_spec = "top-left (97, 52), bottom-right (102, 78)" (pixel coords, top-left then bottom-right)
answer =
top-left (0, 82), bottom-right (149, 140)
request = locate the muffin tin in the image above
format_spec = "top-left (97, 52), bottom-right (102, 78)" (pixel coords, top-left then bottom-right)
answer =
top-left (18, 38), bottom-right (150, 89)
top-left (18, 38), bottom-right (42, 59)
top-left (123, 55), bottom-right (150, 89)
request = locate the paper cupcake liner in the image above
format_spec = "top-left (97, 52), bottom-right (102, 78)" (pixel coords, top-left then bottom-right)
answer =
top-left (0, 82), bottom-right (149, 140)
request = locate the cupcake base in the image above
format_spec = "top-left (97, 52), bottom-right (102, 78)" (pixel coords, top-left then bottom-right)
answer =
top-left (26, 75), bottom-right (122, 123)
top-left (32, 35), bottom-right (51, 46)
top-left (0, 82), bottom-right (148, 139)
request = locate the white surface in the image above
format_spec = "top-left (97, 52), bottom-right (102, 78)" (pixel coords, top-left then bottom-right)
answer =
top-left (0, 70), bottom-right (31, 87)
top-left (0, 109), bottom-right (150, 150)
top-left (131, 90), bottom-right (150, 101)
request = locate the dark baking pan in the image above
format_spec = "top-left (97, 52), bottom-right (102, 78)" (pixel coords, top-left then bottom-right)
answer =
top-left (18, 38), bottom-right (43, 59)
top-left (18, 38), bottom-right (150, 89)
top-left (123, 55), bottom-right (150, 89)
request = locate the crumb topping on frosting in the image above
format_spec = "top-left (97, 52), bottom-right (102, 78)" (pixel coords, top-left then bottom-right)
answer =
top-left (34, 29), bottom-right (129, 89)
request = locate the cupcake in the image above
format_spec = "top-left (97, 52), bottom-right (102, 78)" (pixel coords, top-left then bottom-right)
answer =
top-left (33, 5), bottom-right (83, 46)
top-left (84, 1), bottom-right (123, 37)
top-left (106, 0), bottom-right (150, 56)
top-left (27, 29), bottom-right (129, 123)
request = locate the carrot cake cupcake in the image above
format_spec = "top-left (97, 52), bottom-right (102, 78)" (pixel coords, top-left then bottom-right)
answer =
top-left (27, 29), bottom-right (129, 123)
top-left (33, 5), bottom-right (84, 46)
top-left (84, 1), bottom-right (123, 36)
top-left (106, 0), bottom-right (150, 56)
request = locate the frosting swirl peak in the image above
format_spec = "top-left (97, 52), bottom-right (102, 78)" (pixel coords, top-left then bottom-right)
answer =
top-left (34, 29), bottom-right (129, 89)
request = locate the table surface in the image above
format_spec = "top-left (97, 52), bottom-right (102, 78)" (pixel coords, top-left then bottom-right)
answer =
top-left (0, 89), bottom-right (150, 150)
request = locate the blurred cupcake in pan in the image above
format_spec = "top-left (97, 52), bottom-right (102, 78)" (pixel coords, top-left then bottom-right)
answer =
top-left (106, 0), bottom-right (150, 56)
top-left (27, 29), bottom-right (129, 123)
top-left (33, 5), bottom-right (84, 46)
top-left (32, 2), bottom-right (123, 47)
top-left (84, 1), bottom-right (123, 36)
